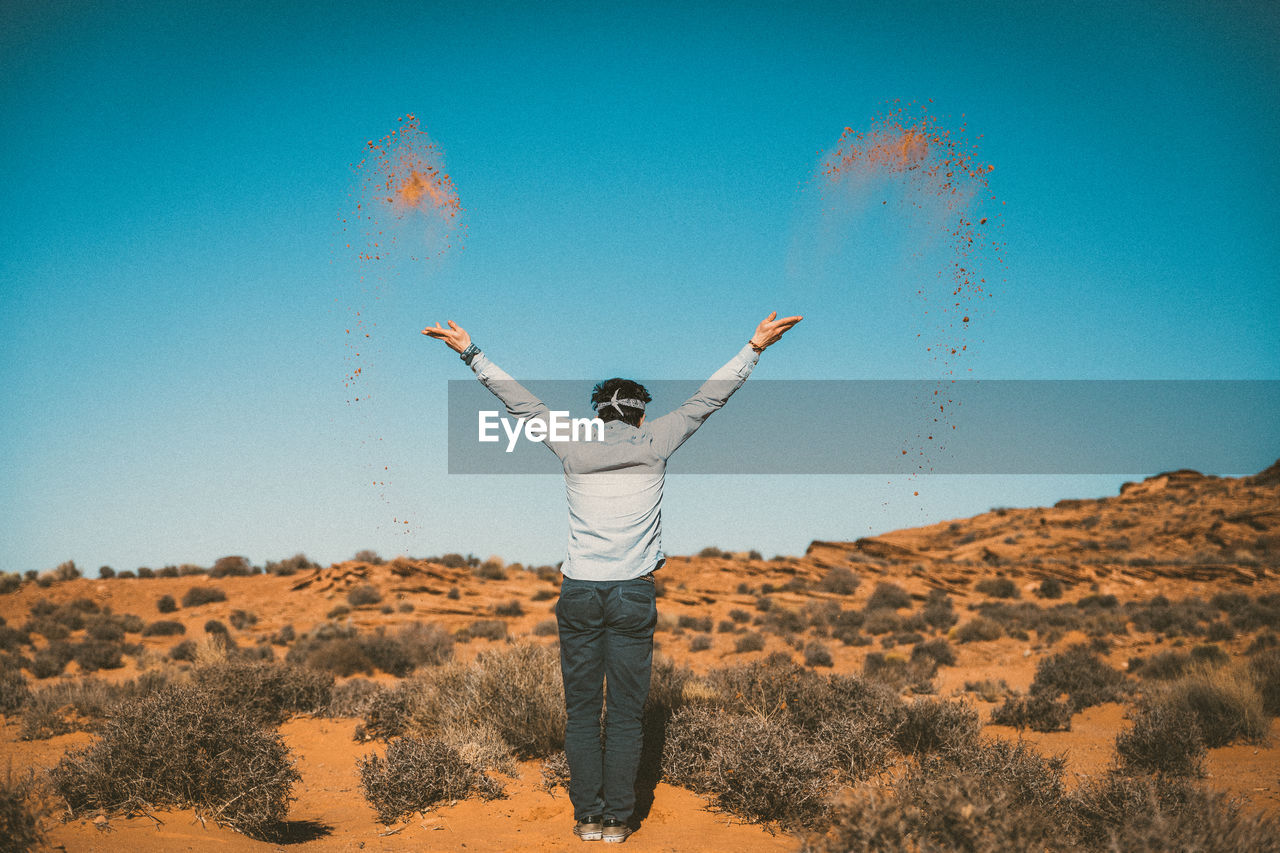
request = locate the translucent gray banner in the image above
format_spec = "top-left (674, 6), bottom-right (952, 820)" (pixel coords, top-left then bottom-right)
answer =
top-left (446, 380), bottom-right (1279, 475)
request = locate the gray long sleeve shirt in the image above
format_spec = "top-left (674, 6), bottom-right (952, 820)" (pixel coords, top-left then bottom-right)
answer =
top-left (467, 343), bottom-right (760, 580)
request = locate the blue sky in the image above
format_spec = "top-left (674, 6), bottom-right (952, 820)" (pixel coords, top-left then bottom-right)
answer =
top-left (2, 0), bottom-right (1277, 574)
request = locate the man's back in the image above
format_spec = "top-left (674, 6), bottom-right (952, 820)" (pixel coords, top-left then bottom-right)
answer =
top-left (468, 342), bottom-right (763, 581)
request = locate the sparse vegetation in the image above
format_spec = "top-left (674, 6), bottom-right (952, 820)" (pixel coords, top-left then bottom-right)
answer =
top-left (347, 583), bottom-right (383, 607)
top-left (358, 734), bottom-right (505, 824)
top-left (976, 576), bottom-right (1020, 598)
top-left (181, 586), bottom-right (227, 607)
top-left (50, 683), bottom-right (300, 839)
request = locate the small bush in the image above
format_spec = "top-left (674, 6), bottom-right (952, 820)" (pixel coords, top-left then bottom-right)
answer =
top-left (473, 560), bottom-right (507, 581)
top-left (976, 577), bottom-right (1020, 599)
top-left (1066, 772), bottom-right (1280, 852)
top-left (734, 632), bottom-right (765, 653)
top-left (893, 699), bottom-right (981, 757)
top-left (955, 617), bottom-right (1003, 643)
top-left (193, 659), bottom-right (333, 726)
top-left (409, 643), bottom-right (565, 759)
top-left (142, 619), bottom-right (185, 637)
top-left (803, 641), bottom-right (833, 668)
top-left (209, 556), bottom-right (252, 578)
top-left (532, 619), bottom-right (558, 637)
top-left (1158, 664), bottom-right (1268, 747)
top-left (1036, 577), bottom-right (1065, 599)
top-left (181, 586), bottom-right (227, 607)
top-left (0, 770), bottom-right (47, 851)
top-left (1030, 643), bottom-right (1126, 711)
top-left (229, 609), bottom-right (258, 630)
top-left (910, 638), bottom-right (956, 668)
top-left (1249, 648), bottom-right (1280, 715)
top-left (690, 635), bottom-right (713, 652)
top-left (866, 581), bottom-right (912, 611)
top-left (662, 705), bottom-right (834, 829)
top-left (74, 640), bottom-right (124, 673)
top-left (358, 735), bottom-right (504, 825)
top-left (463, 619), bottom-right (508, 641)
top-left (493, 600), bottom-right (523, 617)
top-left (990, 693), bottom-right (1073, 732)
top-left (816, 567), bottom-right (859, 595)
top-left (1132, 649), bottom-right (1190, 680)
top-left (0, 667), bottom-right (31, 715)
top-left (156, 594), bottom-right (178, 613)
top-left (1116, 699), bottom-right (1206, 777)
top-left (347, 583), bottom-right (383, 608)
top-left (50, 684), bottom-right (299, 839)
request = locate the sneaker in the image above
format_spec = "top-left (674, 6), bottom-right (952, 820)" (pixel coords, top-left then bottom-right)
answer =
top-left (602, 818), bottom-right (633, 843)
top-left (573, 815), bottom-right (603, 841)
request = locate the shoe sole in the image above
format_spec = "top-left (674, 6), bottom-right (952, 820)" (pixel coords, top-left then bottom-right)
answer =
top-left (602, 833), bottom-right (631, 843)
top-left (575, 828), bottom-right (603, 841)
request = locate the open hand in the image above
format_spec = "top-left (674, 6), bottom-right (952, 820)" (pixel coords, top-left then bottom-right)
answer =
top-left (749, 311), bottom-right (803, 350)
top-left (421, 320), bottom-right (471, 354)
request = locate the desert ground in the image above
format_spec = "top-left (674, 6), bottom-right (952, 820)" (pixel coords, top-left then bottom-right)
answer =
top-left (2, 462), bottom-right (1278, 851)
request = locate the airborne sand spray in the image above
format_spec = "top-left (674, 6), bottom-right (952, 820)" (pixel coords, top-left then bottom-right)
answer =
top-left (340, 115), bottom-right (464, 535)
top-left (804, 101), bottom-right (1004, 503)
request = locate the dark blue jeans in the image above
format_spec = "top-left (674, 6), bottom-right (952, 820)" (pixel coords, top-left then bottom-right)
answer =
top-left (556, 574), bottom-right (657, 824)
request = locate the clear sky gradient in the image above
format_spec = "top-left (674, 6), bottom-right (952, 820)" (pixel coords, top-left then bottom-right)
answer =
top-left (3, 0), bottom-right (1277, 574)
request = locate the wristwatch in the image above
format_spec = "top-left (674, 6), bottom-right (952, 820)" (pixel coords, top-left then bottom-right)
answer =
top-left (460, 342), bottom-right (480, 365)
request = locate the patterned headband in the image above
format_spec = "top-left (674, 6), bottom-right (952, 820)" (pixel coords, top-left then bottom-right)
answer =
top-left (595, 388), bottom-right (646, 415)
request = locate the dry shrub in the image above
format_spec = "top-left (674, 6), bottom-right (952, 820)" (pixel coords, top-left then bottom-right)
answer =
top-left (228, 609), bottom-right (258, 630)
top-left (975, 577), bottom-right (1020, 599)
top-left (893, 698), bottom-right (981, 757)
top-left (346, 583), bottom-right (382, 608)
top-left (539, 750), bottom-right (571, 794)
top-left (817, 567), bottom-right (860, 595)
top-left (990, 692), bottom-right (1073, 732)
top-left (357, 735), bottom-right (504, 825)
top-left (661, 705), bottom-right (835, 829)
top-left (804, 641), bottom-right (833, 668)
top-left (50, 683), bottom-right (299, 840)
top-left (866, 582), bottom-right (912, 611)
top-left (288, 622), bottom-right (452, 677)
top-left (142, 620), bottom-right (185, 637)
top-left (1031, 642), bottom-right (1126, 711)
top-left (1155, 663), bottom-right (1268, 747)
top-left (921, 590), bottom-right (958, 631)
top-left (461, 619), bottom-right (508, 641)
top-left (193, 658), bottom-right (333, 725)
top-left (324, 678), bottom-right (384, 719)
top-left (29, 643), bottom-right (73, 679)
top-left (1068, 773), bottom-right (1280, 852)
top-left (72, 640), bottom-right (124, 673)
top-left (408, 643), bottom-right (565, 758)
top-left (180, 586), bottom-right (226, 607)
top-left (1248, 647), bottom-right (1280, 716)
top-left (801, 738), bottom-right (1067, 852)
top-left (0, 666), bottom-right (30, 715)
top-left (954, 616), bottom-right (1003, 643)
top-left (862, 652), bottom-right (935, 692)
top-left (18, 673), bottom-right (170, 741)
top-left (0, 769), bottom-right (47, 853)
top-left (1115, 699), bottom-right (1206, 777)
top-left (1132, 649), bottom-right (1191, 680)
top-left (734, 632), bottom-right (765, 653)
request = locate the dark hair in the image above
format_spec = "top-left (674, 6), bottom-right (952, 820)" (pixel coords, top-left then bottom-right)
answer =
top-left (590, 378), bottom-right (651, 427)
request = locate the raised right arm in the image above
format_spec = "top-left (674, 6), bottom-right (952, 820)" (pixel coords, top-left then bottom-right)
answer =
top-left (422, 320), bottom-right (563, 458)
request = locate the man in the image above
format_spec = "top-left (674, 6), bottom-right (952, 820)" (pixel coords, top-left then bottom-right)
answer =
top-left (423, 311), bottom-right (801, 843)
